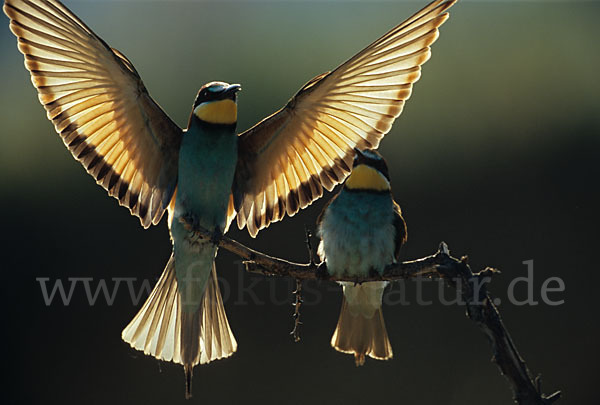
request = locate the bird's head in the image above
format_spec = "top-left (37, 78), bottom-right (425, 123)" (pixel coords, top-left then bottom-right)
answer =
top-left (344, 148), bottom-right (391, 192)
top-left (192, 81), bottom-right (242, 126)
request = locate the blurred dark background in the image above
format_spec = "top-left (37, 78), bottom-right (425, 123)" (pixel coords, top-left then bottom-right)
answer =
top-left (1, 0), bottom-right (598, 404)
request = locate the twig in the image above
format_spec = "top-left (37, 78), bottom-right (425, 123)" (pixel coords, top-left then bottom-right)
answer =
top-left (181, 219), bottom-right (561, 404)
top-left (290, 279), bottom-right (302, 343)
top-left (289, 226), bottom-right (315, 342)
top-left (304, 225), bottom-right (316, 265)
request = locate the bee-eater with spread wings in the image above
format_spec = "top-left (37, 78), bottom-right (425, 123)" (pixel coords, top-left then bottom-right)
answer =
top-left (4, 0), bottom-right (456, 397)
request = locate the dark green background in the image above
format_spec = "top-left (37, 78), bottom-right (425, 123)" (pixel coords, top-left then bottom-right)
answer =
top-left (1, 1), bottom-right (598, 404)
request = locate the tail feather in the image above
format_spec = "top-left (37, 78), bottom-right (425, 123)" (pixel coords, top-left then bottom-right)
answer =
top-left (122, 254), bottom-right (237, 389)
top-left (184, 365), bottom-right (193, 400)
top-left (330, 283), bottom-right (392, 366)
top-left (122, 255), bottom-right (182, 363)
top-left (200, 267), bottom-right (237, 361)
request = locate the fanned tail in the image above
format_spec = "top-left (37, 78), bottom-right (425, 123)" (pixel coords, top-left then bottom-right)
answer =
top-left (122, 255), bottom-right (237, 398)
top-left (122, 255), bottom-right (181, 364)
top-left (330, 282), bottom-right (392, 366)
top-left (180, 261), bottom-right (238, 398)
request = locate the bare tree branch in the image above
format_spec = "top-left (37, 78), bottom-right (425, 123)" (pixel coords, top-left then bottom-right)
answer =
top-left (435, 256), bottom-right (562, 404)
top-left (182, 218), bottom-right (561, 404)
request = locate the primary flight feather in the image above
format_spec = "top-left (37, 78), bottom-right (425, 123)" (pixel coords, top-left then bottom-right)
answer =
top-left (3, 0), bottom-right (456, 397)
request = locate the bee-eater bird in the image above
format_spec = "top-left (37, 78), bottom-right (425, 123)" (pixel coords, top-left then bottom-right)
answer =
top-left (4, 0), bottom-right (456, 396)
top-left (317, 149), bottom-right (407, 366)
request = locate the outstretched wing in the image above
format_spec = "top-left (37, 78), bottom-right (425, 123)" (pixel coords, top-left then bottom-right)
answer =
top-left (4, 0), bottom-right (182, 227)
top-left (234, 0), bottom-right (456, 237)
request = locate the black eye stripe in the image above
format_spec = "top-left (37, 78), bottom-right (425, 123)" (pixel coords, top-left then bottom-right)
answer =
top-left (194, 88), bottom-right (235, 107)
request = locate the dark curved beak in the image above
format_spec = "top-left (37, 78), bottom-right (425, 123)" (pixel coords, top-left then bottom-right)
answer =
top-left (223, 83), bottom-right (242, 101)
top-left (225, 84), bottom-right (242, 95)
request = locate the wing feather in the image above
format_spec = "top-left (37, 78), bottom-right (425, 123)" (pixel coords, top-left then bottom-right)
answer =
top-left (4, 0), bottom-right (182, 227)
top-left (234, 0), bottom-right (456, 236)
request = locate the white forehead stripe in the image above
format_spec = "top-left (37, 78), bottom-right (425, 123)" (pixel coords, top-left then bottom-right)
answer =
top-left (360, 150), bottom-right (382, 160)
top-left (207, 84), bottom-right (227, 93)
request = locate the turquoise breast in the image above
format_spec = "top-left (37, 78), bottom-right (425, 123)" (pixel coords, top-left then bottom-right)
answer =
top-left (173, 124), bottom-right (238, 231)
top-left (317, 190), bottom-right (396, 278)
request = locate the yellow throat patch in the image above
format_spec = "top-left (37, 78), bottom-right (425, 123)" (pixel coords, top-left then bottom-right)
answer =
top-left (194, 99), bottom-right (237, 125)
top-left (345, 164), bottom-right (390, 191)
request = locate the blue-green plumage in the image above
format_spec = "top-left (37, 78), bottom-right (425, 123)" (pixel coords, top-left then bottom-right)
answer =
top-left (172, 121), bottom-right (237, 312)
top-left (317, 149), bottom-right (406, 366)
top-left (175, 123), bottom-right (237, 229)
top-left (319, 190), bottom-right (396, 278)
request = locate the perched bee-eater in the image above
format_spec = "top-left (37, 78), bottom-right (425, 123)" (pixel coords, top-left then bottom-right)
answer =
top-left (4, 0), bottom-right (455, 396)
top-left (317, 149), bottom-right (407, 366)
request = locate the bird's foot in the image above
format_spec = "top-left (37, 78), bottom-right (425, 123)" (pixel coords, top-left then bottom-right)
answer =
top-left (181, 214), bottom-right (207, 248)
top-left (210, 227), bottom-right (223, 246)
top-left (368, 267), bottom-right (383, 280)
top-left (180, 213), bottom-right (200, 232)
top-left (315, 262), bottom-right (329, 280)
